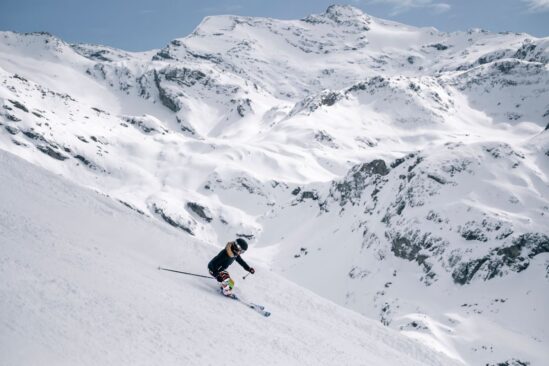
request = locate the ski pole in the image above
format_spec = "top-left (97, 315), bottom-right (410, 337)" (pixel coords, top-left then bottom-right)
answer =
top-left (158, 266), bottom-right (214, 279)
top-left (243, 272), bottom-right (251, 280)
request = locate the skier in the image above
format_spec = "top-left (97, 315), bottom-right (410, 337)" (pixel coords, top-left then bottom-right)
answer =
top-left (208, 238), bottom-right (255, 296)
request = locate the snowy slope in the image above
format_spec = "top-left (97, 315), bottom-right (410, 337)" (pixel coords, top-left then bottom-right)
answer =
top-left (0, 150), bottom-right (458, 366)
top-left (0, 5), bottom-right (548, 365)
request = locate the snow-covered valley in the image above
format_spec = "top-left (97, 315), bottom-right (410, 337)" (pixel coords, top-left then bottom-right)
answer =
top-left (1, 5), bottom-right (548, 365)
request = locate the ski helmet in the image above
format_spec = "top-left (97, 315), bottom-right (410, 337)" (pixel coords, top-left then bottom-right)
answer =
top-left (234, 238), bottom-right (248, 253)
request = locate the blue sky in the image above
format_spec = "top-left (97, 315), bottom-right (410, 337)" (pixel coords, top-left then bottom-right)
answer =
top-left (1, 0), bottom-right (548, 51)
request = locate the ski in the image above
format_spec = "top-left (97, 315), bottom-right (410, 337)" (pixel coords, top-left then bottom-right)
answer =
top-left (249, 303), bottom-right (265, 311)
top-left (220, 290), bottom-right (271, 317)
top-left (236, 296), bottom-right (271, 317)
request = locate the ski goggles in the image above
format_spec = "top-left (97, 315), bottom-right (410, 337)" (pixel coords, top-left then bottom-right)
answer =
top-left (233, 242), bottom-right (246, 254)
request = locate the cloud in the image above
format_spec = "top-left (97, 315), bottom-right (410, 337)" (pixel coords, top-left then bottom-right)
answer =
top-left (365, 0), bottom-right (452, 15)
top-left (522, 0), bottom-right (549, 11)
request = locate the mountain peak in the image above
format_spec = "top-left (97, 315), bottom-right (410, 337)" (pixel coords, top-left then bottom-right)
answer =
top-left (325, 4), bottom-right (366, 18)
top-left (303, 4), bottom-right (371, 28)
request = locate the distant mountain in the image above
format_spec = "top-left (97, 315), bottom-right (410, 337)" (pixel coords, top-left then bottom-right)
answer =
top-left (1, 5), bottom-right (548, 365)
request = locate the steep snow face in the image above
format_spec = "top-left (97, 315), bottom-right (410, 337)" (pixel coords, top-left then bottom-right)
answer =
top-left (0, 150), bottom-right (459, 366)
top-left (0, 4), bottom-right (548, 365)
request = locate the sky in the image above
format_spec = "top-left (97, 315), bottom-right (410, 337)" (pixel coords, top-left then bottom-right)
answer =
top-left (0, 0), bottom-right (548, 51)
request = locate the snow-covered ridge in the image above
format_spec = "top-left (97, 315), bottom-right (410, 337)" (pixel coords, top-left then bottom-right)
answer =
top-left (0, 5), bottom-right (548, 365)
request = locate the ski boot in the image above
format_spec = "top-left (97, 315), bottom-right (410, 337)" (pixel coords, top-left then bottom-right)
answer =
top-left (221, 277), bottom-right (235, 297)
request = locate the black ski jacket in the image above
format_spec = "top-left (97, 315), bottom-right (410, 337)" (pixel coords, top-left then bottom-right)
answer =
top-left (208, 245), bottom-right (251, 276)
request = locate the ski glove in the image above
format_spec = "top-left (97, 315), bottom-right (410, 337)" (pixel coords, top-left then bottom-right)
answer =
top-left (249, 268), bottom-right (255, 274)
